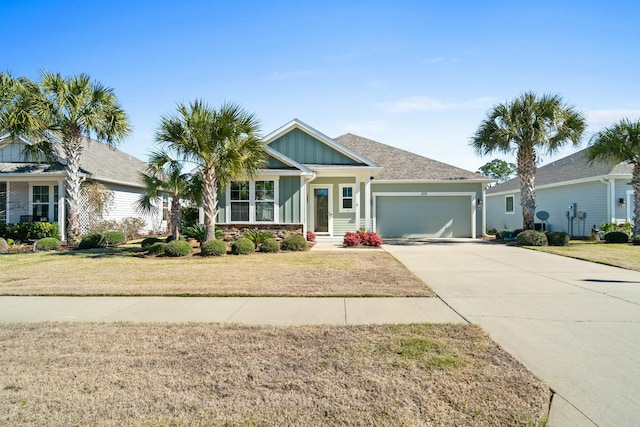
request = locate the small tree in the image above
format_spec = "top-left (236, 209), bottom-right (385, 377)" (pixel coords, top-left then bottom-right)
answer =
top-left (471, 92), bottom-right (585, 230)
top-left (137, 150), bottom-right (202, 241)
top-left (477, 159), bottom-right (517, 185)
top-left (588, 119), bottom-right (640, 236)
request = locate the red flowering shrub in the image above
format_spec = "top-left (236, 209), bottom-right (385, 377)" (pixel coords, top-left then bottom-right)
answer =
top-left (306, 230), bottom-right (316, 242)
top-left (343, 232), bottom-right (361, 247)
top-left (362, 231), bottom-right (383, 247)
top-left (343, 231), bottom-right (383, 247)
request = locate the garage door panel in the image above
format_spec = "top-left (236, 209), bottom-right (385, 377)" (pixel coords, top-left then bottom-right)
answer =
top-left (376, 196), bottom-right (471, 238)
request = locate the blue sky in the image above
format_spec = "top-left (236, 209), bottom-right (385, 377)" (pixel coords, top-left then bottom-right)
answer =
top-left (3, 0), bottom-right (640, 172)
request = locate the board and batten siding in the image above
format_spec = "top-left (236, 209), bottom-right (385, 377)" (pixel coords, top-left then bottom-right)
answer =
top-left (269, 128), bottom-right (359, 165)
top-left (279, 176), bottom-right (301, 223)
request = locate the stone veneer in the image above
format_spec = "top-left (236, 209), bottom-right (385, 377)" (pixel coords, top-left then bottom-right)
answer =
top-left (216, 223), bottom-right (304, 241)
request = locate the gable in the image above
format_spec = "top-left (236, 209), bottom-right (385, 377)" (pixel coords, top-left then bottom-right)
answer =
top-left (269, 128), bottom-right (362, 165)
top-left (265, 153), bottom-right (293, 169)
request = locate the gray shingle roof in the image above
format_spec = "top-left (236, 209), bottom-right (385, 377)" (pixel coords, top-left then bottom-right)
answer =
top-left (74, 137), bottom-right (147, 186)
top-left (334, 133), bottom-right (489, 181)
top-left (0, 136), bottom-right (147, 187)
top-left (487, 148), bottom-right (634, 194)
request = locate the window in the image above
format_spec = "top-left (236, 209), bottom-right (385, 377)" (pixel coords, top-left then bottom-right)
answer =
top-left (162, 195), bottom-right (170, 221)
top-left (339, 185), bottom-right (355, 213)
top-left (505, 195), bottom-right (515, 214)
top-left (230, 181), bottom-right (250, 222)
top-left (31, 185), bottom-right (59, 222)
top-left (229, 179), bottom-right (277, 222)
top-left (255, 180), bottom-right (275, 222)
top-left (32, 185), bottom-right (50, 221)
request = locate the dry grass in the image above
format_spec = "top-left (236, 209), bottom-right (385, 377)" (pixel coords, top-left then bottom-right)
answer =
top-left (0, 248), bottom-right (432, 297)
top-left (528, 241), bottom-right (640, 271)
top-left (0, 323), bottom-right (548, 426)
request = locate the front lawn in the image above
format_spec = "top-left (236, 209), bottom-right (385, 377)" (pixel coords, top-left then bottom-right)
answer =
top-left (0, 247), bottom-right (432, 297)
top-left (0, 323), bottom-right (549, 427)
top-left (527, 241), bottom-right (640, 271)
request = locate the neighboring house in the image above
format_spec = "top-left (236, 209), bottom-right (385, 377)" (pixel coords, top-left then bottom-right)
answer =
top-left (0, 133), bottom-right (164, 240)
top-left (212, 119), bottom-right (492, 238)
top-left (486, 148), bottom-right (635, 236)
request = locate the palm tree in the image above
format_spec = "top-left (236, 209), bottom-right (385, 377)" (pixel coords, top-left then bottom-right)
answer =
top-left (588, 119), bottom-right (640, 236)
top-left (39, 72), bottom-right (130, 245)
top-left (1, 71), bottom-right (130, 245)
top-left (137, 150), bottom-right (202, 240)
top-left (471, 92), bottom-right (586, 230)
top-left (155, 100), bottom-right (266, 242)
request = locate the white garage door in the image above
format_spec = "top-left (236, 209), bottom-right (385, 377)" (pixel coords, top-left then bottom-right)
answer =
top-left (376, 196), bottom-right (473, 238)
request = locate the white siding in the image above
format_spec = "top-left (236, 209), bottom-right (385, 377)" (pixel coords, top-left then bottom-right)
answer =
top-left (486, 193), bottom-right (522, 231)
top-left (535, 181), bottom-right (607, 235)
top-left (102, 184), bottom-right (163, 234)
top-left (0, 142), bottom-right (27, 162)
top-left (7, 182), bottom-right (29, 223)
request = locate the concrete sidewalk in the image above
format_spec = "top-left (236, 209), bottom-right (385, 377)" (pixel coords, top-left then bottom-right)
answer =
top-left (0, 296), bottom-right (464, 325)
top-left (384, 240), bottom-right (640, 427)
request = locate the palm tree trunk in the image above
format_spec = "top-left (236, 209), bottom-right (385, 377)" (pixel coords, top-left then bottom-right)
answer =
top-left (632, 163), bottom-right (640, 237)
top-left (518, 145), bottom-right (537, 230)
top-left (63, 136), bottom-right (84, 246)
top-left (201, 167), bottom-right (218, 242)
top-left (170, 194), bottom-right (181, 240)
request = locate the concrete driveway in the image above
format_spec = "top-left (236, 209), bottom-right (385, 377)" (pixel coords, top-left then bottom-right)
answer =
top-left (384, 240), bottom-right (640, 427)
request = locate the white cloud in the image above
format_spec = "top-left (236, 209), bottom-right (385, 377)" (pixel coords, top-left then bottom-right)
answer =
top-left (269, 70), bottom-right (316, 81)
top-left (585, 109), bottom-right (640, 128)
top-left (378, 96), bottom-right (496, 114)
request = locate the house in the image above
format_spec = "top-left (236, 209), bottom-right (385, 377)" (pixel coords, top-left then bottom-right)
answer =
top-left (0, 133), bottom-right (164, 240)
top-left (211, 119), bottom-right (492, 239)
top-left (485, 148), bottom-right (635, 236)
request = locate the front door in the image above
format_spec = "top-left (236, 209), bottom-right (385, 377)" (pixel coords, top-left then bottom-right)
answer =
top-left (312, 186), bottom-right (331, 234)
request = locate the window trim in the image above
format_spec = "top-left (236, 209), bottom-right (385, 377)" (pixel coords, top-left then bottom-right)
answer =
top-left (505, 195), bottom-right (515, 214)
top-left (339, 184), bottom-right (355, 213)
top-left (31, 184), bottom-right (59, 222)
top-left (226, 178), bottom-right (279, 223)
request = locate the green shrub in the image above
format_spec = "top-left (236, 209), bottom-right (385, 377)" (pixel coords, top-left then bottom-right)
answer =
top-left (0, 237), bottom-right (8, 253)
top-left (516, 230), bottom-right (548, 246)
top-left (141, 237), bottom-right (163, 250)
top-left (512, 229), bottom-right (524, 237)
top-left (545, 231), bottom-right (570, 247)
top-left (78, 233), bottom-right (106, 249)
top-left (184, 225), bottom-right (206, 243)
top-left (35, 237), bottom-right (61, 251)
top-left (2, 222), bottom-right (60, 242)
top-left (201, 239), bottom-right (227, 256)
top-left (231, 237), bottom-right (255, 255)
top-left (281, 234), bottom-right (307, 251)
top-left (243, 230), bottom-right (274, 247)
top-left (102, 231), bottom-right (126, 246)
top-left (604, 231), bottom-right (629, 244)
top-left (147, 242), bottom-right (167, 255)
top-left (259, 238), bottom-right (280, 253)
top-left (164, 239), bottom-right (193, 257)
top-left (632, 236), bottom-right (640, 246)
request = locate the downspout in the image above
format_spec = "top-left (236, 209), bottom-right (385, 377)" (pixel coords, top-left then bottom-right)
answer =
top-left (600, 178), bottom-right (611, 224)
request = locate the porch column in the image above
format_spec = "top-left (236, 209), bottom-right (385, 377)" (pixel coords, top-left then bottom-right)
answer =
top-left (57, 179), bottom-right (66, 242)
top-left (6, 181), bottom-right (11, 224)
top-left (610, 179), bottom-right (616, 222)
top-left (300, 176), bottom-right (307, 235)
top-left (355, 175), bottom-right (361, 230)
top-left (364, 176), bottom-right (371, 231)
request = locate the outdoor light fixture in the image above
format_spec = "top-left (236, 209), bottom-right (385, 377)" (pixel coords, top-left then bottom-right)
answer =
top-left (619, 198), bottom-right (626, 207)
